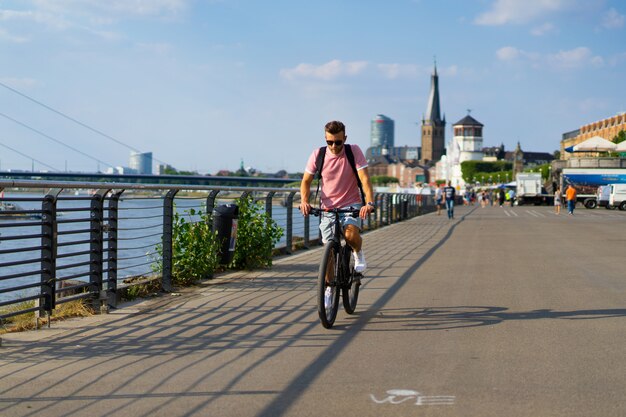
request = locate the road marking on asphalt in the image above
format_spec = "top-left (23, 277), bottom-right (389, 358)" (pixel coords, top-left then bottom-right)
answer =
top-left (503, 209), bottom-right (518, 217)
top-left (370, 389), bottom-right (455, 406)
top-left (527, 210), bottom-right (545, 217)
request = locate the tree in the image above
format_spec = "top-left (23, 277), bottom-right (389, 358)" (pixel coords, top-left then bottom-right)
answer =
top-left (370, 175), bottom-right (399, 185)
top-left (461, 161), bottom-right (512, 183)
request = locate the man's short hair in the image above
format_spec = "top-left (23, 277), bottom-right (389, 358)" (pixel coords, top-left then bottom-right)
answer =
top-left (325, 120), bottom-right (345, 135)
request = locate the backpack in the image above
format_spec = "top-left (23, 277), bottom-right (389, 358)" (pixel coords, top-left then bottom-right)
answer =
top-left (313, 144), bottom-right (366, 206)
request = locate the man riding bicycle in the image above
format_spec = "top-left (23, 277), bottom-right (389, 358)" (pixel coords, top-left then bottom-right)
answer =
top-left (299, 120), bottom-right (375, 273)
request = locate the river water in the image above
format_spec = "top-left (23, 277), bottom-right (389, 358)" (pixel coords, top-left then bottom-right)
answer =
top-left (0, 192), bottom-right (317, 303)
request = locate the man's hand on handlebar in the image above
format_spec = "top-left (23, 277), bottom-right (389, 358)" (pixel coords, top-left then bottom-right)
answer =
top-left (299, 203), bottom-right (311, 216)
top-left (359, 204), bottom-right (374, 219)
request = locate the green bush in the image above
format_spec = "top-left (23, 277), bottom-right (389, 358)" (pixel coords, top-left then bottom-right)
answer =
top-left (231, 195), bottom-right (284, 270)
top-left (152, 197), bottom-right (284, 287)
top-left (371, 175), bottom-right (399, 185)
top-left (153, 208), bottom-right (220, 286)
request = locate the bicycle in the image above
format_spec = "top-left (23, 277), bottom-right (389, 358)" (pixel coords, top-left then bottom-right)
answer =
top-left (310, 207), bottom-right (362, 329)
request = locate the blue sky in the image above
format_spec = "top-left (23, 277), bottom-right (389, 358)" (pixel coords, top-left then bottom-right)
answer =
top-left (1, 0), bottom-right (625, 174)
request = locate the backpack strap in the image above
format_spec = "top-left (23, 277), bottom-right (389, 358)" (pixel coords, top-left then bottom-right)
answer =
top-left (313, 146), bottom-right (326, 205)
top-left (313, 144), bottom-right (365, 206)
top-left (344, 144), bottom-right (366, 205)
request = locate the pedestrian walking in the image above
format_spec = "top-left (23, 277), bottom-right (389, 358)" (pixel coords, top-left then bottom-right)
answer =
top-left (443, 181), bottom-right (456, 219)
top-left (566, 185), bottom-right (577, 215)
top-left (435, 184), bottom-right (443, 215)
top-left (554, 187), bottom-right (562, 215)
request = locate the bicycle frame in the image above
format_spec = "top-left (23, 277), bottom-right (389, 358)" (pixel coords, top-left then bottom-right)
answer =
top-left (310, 207), bottom-right (361, 328)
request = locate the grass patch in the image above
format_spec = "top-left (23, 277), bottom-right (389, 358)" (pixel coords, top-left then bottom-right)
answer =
top-left (120, 275), bottom-right (162, 301)
top-left (0, 299), bottom-right (95, 334)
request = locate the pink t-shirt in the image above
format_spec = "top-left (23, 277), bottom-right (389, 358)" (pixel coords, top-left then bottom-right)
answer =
top-left (305, 144), bottom-right (368, 209)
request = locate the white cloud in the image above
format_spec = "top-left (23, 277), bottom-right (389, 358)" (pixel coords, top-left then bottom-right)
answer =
top-left (496, 46), bottom-right (602, 69)
top-left (496, 46), bottom-right (520, 61)
top-left (280, 60), bottom-right (369, 81)
top-left (475, 0), bottom-right (569, 25)
top-left (548, 47), bottom-right (603, 69)
top-left (530, 22), bottom-right (555, 36)
top-left (0, 27), bottom-right (29, 43)
top-left (0, 77), bottom-right (38, 89)
top-left (602, 8), bottom-right (624, 29)
top-left (32, 0), bottom-right (188, 17)
top-left (377, 63), bottom-right (421, 79)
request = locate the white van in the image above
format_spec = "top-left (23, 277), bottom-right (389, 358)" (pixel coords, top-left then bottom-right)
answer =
top-left (596, 185), bottom-right (612, 208)
top-left (608, 184), bottom-right (626, 210)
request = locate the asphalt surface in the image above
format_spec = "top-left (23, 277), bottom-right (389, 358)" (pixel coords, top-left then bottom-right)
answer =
top-left (1, 203), bottom-right (626, 417)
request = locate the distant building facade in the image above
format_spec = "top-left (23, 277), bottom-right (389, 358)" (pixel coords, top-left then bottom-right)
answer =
top-left (420, 63), bottom-right (446, 164)
top-left (130, 152), bottom-right (153, 175)
top-left (366, 145), bottom-right (419, 160)
top-left (439, 114), bottom-right (484, 189)
top-left (560, 112), bottom-right (626, 159)
top-left (370, 114), bottom-right (394, 148)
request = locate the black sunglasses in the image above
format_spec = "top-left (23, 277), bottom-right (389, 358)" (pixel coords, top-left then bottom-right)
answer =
top-left (326, 140), bottom-right (344, 146)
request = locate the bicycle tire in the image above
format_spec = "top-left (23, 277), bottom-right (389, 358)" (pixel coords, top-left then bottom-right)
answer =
top-left (318, 242), bottom-right (340, 328)
top-left (341, 245), bottom-right (360, 314)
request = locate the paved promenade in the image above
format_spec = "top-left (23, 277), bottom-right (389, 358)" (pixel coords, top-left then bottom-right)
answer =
top-left (2, 204), bottom-right (626, 417)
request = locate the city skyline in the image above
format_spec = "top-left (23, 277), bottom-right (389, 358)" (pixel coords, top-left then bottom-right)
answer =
top-left (0, 0), bottom-right (625, 174)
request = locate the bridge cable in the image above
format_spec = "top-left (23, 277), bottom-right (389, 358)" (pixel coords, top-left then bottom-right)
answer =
top-left (0, 80), bottom-right (169, 166)
top-left (0, 140), bottom-right (60, 172)
top-left (0, 111), bottom-right (116, 169)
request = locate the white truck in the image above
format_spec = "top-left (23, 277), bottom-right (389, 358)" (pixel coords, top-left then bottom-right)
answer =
top-left (561, 168), bottom-right (626, 209)
top-left (516, 173), bottom-right (547, 205)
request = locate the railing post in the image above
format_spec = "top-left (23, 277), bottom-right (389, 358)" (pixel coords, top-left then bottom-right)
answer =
top-left (162, 189), bottom-right (179, 293)
top-left (373, 193), bottom-right (381, 228)
top-left (90, 189), bottom-right (109, 313)
top-left (40, 189), bottom-right (61, 323)
top-left (206, 189), bottom-right (220, 220)
top-left (265, 191), bottom-right (280, 247)
top-left (105, 190), bottom-right (124, 309)
top-left (265, 191), bottom-right (275, 218)
top-left (285, 191), bottom-right (295, 254)
top-left (386, 193), bottom-right (392, 225)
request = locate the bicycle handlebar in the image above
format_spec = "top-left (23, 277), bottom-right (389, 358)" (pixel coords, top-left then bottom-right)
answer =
top-left (309, 207), bottom-right (361, 217)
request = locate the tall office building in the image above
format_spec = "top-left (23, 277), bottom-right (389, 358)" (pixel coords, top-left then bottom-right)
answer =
top-left (129, 151), bottom-right (153, 175)
top-left (420, 63), bottom-right (446, 164)
top-left (371, 114), bottom-right (394, 148)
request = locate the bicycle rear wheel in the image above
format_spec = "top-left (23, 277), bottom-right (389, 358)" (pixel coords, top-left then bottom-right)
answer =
top-left (318, 242), bottom-right (340, 328)
top-left (341, 245), bottom-right (360, 314)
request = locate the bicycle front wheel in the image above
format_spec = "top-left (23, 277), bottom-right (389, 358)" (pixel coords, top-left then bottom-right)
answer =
top-left (341, 245), bottom-right (360, 314)
top-left (318, 242), bottom-right (339, 328)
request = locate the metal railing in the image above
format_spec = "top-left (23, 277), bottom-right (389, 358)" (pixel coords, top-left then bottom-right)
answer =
top-left (0, 179), bottom-right (432, 325)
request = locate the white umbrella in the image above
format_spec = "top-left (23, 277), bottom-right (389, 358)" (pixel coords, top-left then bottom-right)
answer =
top-left (615, 141), bottom-right (626, 152)
top-left (572, 135), bottom-right (617, 152)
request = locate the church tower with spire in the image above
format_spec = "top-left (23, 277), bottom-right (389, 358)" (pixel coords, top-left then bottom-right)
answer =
top-left (420, 62), bottom-right (446, 164)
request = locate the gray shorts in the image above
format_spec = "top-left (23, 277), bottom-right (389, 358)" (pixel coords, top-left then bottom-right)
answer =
top-left (319, 204), bottom-right (363, 244)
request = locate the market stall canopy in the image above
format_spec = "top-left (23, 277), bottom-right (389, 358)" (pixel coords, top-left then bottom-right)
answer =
top-left (571, 136), bottom-right (617, 152)
top-left (615, 140), bottom-right (626, 152)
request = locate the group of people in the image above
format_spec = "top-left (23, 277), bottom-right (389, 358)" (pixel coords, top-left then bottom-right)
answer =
top-left (434, 184), bottom-right (517, 218)
top-left (554, 184), bottom-right (577, 215)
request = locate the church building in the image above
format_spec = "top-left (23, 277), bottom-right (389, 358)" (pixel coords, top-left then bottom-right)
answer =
top-left (420, 64), bottom-right (446, 165)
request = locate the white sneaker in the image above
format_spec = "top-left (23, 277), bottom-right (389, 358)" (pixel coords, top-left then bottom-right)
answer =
top-left (353, 250), bottom-right (367, 273)
top-left (324, 286), bottom-right (333, 307)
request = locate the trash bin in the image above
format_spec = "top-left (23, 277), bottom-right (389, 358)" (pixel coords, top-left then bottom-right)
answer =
top-left (212, 204), bottom-right (238, 265)
top-left (401, 200), bottom-right (409, 219)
